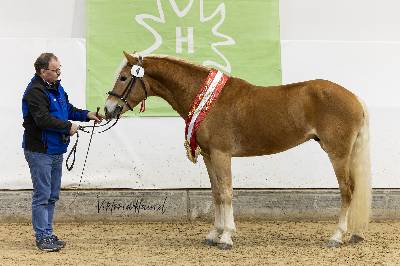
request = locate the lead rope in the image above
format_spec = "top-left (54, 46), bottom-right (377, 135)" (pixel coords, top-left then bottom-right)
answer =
top-left (65, 131), bottom-right (79, 171)
top-left (67, 108), bottom-right (99, 207)
top-left (65, 109), bottom-right (120, 170)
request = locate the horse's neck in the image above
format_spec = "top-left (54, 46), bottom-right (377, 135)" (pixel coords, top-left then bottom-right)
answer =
top-left (146, 57), bottom-right (207, 118)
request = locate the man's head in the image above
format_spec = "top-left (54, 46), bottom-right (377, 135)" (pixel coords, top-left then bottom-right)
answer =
top-left (34, 53), bottom-right (61, 84)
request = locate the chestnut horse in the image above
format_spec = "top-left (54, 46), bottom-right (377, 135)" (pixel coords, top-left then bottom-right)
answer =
top-left (104, 52), bottom-right (371, 249)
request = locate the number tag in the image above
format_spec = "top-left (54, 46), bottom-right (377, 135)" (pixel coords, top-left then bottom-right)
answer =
top-left (131, 65), bottom-right (144, 77)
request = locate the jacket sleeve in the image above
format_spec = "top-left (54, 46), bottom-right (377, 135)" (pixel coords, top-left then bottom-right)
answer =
top-left (65, 92), bottom-right (89, 122)
top-left (23, 86), bottom-right (71, 134)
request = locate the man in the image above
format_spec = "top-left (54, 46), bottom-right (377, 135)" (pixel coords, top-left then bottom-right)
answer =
top-left (22, 53), bottom-right (103, 252)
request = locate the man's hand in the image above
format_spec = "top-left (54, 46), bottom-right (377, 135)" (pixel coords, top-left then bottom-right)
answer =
top-left (87, 111), bottom-right (105, 123)
top-left (69, 123), bottom-right (79, 136)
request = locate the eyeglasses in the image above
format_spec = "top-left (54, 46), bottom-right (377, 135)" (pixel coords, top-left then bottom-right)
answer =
top-left (46, 66), bottom-right (62, 74)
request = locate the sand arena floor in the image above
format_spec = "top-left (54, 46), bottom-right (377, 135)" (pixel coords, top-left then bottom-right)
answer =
top-left (0, 220), bottom-right (399, 265)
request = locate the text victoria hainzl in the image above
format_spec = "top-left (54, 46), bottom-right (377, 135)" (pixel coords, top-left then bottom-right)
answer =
top-left (97, 196), bottom-right (167, 215)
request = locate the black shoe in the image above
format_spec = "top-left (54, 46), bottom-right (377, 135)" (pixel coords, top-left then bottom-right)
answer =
top-left (36, 236), bottom-right (61, 252)
top-left (50, 235), bottom-right (66, 248)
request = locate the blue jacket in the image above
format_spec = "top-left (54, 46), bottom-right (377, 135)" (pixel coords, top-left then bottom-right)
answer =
top-left (22, 74), bottom-right (89, 154)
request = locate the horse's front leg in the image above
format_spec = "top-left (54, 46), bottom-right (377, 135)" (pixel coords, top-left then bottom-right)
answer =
top-left (203, 155), bottom-right (223, 246)
top-left (205, 150), bottom-right (235, 250)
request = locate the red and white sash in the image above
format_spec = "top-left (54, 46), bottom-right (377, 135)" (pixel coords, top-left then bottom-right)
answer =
top-left (184, 69), bottom-right (229, 163)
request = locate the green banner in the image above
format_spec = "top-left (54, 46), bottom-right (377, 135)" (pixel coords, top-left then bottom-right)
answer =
top-left (87, 0), bottom-right (281, 116)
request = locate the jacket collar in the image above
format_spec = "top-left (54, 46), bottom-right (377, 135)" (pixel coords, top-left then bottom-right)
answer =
top-left (34, 74), bottom-right (60, 90)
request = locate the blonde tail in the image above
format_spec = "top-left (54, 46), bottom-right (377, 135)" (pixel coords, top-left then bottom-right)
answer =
top-left (348, 100), bottom-right (372, 235)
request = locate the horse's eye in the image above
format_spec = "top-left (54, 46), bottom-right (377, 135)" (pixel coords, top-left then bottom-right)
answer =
top-left (120, 76), bottom-right (127, 82)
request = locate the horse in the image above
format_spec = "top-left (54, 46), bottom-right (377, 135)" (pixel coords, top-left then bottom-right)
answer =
top-left (104, 52), bottom-right (371, 250)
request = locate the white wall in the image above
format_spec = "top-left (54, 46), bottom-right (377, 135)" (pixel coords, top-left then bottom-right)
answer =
top-left (280, 0), bottom-right (400, 189)
top-left (0, 0), bottom-right (86, 38)
top-left (280, 0), bottom-right (400, 42)
top-left (1, 0), bottom-right (399, 189)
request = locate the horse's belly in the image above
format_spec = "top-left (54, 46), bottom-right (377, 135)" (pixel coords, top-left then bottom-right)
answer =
top-left (232, 130), bottom-right (309, 157)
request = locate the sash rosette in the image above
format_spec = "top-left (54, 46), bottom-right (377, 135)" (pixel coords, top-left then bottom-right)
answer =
top-left (184, 69), bottom-right (229, 163)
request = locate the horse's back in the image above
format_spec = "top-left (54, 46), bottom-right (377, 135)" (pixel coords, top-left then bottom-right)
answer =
top-left (198, 78), bottom-right (365, 157)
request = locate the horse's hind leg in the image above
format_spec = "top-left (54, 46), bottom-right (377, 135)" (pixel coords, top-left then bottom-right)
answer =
top-left (203, 155), bottom-right (223, 246)
top-left (327, 156), bottom-right (353, 248)
top-left (204, 150), bottom-right (235, 250)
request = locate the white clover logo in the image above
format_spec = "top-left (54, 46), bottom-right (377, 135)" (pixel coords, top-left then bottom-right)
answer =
top-left (135, 0), bottom-right (236, 73)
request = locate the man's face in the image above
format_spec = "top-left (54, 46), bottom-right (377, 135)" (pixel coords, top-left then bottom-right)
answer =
top-left (41, 58), bottom-right (61, 84)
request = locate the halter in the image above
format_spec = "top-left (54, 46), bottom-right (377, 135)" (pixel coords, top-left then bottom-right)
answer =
top-left (68, 57), bottom-right (148, 170)
top-left (107, 56), bottom-right (148, 112)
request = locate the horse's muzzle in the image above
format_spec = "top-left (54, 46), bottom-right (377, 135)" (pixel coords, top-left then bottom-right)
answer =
top-left (104, 105), bottom-right (122, 120)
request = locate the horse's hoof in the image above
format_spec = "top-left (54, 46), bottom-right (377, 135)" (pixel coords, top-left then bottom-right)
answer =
top-left (326, 239), bottom-right (342, 248)
top-left (203, 239), bottom-right (217, 246)
top-left (349, 234), bottom-right (364, 244)
top-left (217, 243), bottom-right (233, 250)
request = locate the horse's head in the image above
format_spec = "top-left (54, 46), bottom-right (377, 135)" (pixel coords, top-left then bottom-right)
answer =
top-left (104, 51), bottom-right (148, 119)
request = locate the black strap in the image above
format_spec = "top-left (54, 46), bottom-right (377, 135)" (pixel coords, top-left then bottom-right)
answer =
top-left (107, 75), bottom-right (148, 111)
top-left (66, 108), bottom-right (120, 206)
top-left (67, 120), bottom-right (96, 207)
top-left (79, 118), bottom-right (113, 133)
top-left (65, 131), bottom-right (79, 171)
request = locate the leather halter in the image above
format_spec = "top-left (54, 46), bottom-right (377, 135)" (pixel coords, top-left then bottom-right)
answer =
top-left (107, 58), bottom-right (148, 111)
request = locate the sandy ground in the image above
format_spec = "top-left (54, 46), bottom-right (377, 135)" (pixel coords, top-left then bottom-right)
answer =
top-left (0, 220), bottom-right (399, 265)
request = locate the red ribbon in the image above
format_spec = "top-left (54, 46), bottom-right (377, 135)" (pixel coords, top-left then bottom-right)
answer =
top-left (185, 69), bottom-right (229, 158)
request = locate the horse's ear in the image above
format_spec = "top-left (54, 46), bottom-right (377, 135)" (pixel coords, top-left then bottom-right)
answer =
top-left (123, 51), bottom-right (135, 65)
